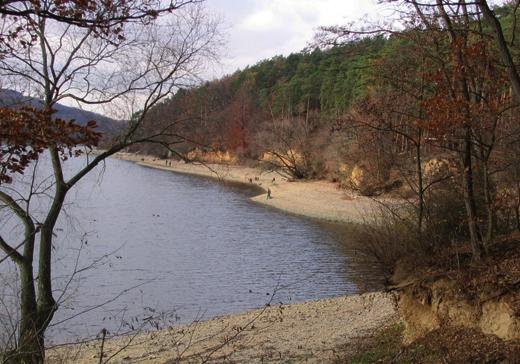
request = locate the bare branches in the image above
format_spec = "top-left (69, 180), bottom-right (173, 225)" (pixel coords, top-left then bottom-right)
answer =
top-left (0, 190), bottom-right (34, 235)
top-left (0, 0), bottom-right (222, 360)
top-left (0, 235), bottom-right (24, 265)
top-left (477, 0), bottom-right (520, 101)
top-left (0, 0), bottom-right (204, 38)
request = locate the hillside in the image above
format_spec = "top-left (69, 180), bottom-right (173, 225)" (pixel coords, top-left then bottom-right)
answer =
top-left (134, 36), bottom-right (385, 164)
top-left (0, 89), bottom-right (123, 135)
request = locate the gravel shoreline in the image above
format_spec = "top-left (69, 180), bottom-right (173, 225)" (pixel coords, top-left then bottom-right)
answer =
top-left (48, 292), bottom-right (399, 363)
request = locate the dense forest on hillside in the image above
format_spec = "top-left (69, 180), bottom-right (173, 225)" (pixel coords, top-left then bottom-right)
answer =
top-left (0, 89), bottom-right (122, 134)
top-left (130, 1), bottom-right (520, 264)
top-left (128, 35), bottom-right (387, 177)
top-left (132, 2), bottom-right (520, 189)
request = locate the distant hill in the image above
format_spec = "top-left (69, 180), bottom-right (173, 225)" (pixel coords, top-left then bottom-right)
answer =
top-left (0, 89), bottom-right (124, 134)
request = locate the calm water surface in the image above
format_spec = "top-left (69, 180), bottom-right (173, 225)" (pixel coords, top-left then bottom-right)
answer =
top-left (2, 157), bottom-right (384, 343)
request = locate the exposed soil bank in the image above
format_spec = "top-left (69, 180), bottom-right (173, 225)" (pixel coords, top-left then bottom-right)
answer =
top-left (47, 292), bottom-right (399, 363)
top-left (114, 153), bottom-right (396, 224)
top-left (391, 237), bottom-right (520, 346)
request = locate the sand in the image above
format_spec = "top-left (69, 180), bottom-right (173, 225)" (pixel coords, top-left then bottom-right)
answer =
top-left (114, 153), bottom-right (390, 224)
top-left (47, 292), bottom-right (399, 363)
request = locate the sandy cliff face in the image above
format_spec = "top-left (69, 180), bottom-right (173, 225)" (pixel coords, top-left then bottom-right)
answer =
top-left (398, 278), bottom-right (520, 343)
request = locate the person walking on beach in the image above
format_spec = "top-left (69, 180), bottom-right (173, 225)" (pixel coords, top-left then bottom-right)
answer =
top-left (266, 188), bottom-right (272, 200)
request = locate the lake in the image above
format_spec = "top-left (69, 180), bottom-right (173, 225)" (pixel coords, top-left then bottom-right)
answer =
top-left (0, 156), bottom-right (384, 344)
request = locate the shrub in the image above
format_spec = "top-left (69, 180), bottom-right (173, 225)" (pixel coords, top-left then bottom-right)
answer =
top-left (351, 205), bottom-right (422, 274)
top-left (351, 183), bottom-right (470, 274)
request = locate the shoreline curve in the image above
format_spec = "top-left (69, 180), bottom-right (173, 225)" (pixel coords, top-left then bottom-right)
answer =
top-left (114, 153), bottom-right (384, 224)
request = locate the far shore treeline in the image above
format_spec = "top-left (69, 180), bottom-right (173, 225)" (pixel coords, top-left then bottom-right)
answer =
top-left (126, 35), bottom-right (385, 175)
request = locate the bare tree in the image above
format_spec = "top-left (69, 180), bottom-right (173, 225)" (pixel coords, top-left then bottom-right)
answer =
top-left (255, 111), bottom-right (325, 180)
top-left (317, 0), bottom-right (520, 260)
top-left (476, 0), bottom-right (520, 101)
top-left (0, 1), bottom-right (222, 362)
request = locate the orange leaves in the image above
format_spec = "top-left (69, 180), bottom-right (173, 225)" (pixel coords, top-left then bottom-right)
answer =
top-left (0, 106), bottom-right (102, 183)
top-left (422, 93), bottom-right (468, 134)
top-left (422, 38), bottom-right (511, 137)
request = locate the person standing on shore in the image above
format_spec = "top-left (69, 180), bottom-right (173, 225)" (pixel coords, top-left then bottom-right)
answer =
top-left (267, 188), bottom-right (272, 200)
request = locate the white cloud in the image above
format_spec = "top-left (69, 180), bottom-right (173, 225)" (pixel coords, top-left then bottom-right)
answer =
top-left (241, 9), bottom-right (278, 30)
top-left (206, 0), bottom-right (381, 77)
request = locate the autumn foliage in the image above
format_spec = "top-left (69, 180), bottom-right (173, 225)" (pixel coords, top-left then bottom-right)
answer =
top-left (0, 107), bottom-right (101, 183)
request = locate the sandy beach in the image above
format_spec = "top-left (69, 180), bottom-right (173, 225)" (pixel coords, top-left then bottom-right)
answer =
top-left (115, 153), bottom-right (385, 224)
top-left (48, 292), bottom-right (398, 363)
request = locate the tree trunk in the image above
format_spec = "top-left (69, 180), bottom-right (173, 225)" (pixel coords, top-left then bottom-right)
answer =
top-left (14, 324), bottom-right (45, 364)
top-left (461, 126), bottom-right (485, 260)
top-left (8, 145), bottom-right (66, 363)
top-left (36, 146), bottom-right (65, 327)
top-left (480, 155), bottom-right (495, 248)
top-left (516, 182), bottom-right (520, 232)
top-left (477, 0), bottom-right (520, 102)
top-left (9, 262), bottom-right (44, 363)
top-left (415, 136), bottom-right (425, 247)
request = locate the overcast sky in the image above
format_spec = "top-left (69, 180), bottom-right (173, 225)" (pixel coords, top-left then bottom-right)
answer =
top-left (205, 0), bottom-right (381, 78)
